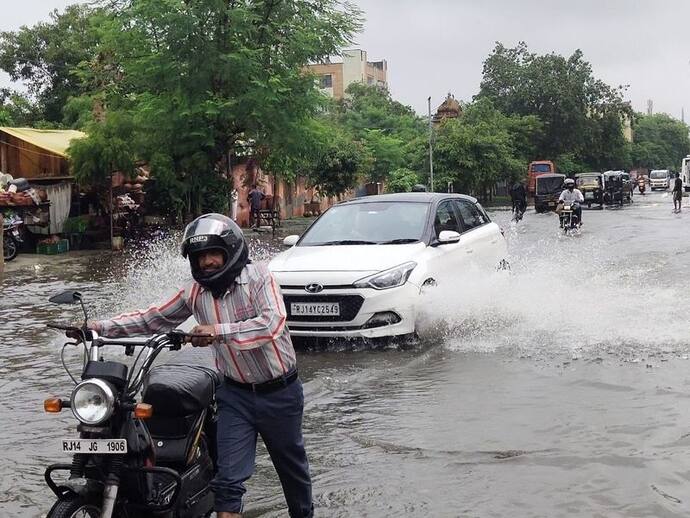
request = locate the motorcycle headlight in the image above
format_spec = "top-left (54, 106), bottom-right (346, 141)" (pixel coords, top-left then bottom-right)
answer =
top-left (70, 379), bottom-right (116, 425)
top-left (354, 262), bottom-right (417, 290)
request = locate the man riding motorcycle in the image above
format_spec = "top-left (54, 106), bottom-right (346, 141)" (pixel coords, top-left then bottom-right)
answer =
top-left (557, 178), bottom-right (584, 227)
top-left (509, 180), bottom-right (527, 220)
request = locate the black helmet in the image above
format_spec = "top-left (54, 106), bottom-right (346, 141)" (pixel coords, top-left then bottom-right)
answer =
top-left (181, 213), bottom-right (249, 297)
top-left (411, 184), bottom-right (427, 192)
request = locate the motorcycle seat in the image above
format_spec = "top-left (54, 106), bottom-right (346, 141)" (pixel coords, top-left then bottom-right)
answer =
top-left (143, 364), bottom-right (220, 417)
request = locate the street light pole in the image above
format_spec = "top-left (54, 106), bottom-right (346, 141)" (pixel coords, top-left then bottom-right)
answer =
top-left (428, 96), bottom-right (434, 192)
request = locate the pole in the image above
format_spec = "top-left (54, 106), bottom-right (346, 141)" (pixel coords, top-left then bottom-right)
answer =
top-left (0, 212), bottom-right (4, 276)
top-left (428, 96), bottom-right (434, 192)
top-left (110, 171), bottom-right (114, 251)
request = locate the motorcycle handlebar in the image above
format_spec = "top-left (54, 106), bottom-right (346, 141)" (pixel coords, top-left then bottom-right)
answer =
top-left (47, 324), bottom-right (212, 349)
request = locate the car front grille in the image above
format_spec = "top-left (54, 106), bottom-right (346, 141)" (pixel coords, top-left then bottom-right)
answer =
top-left (283, 295), bottom-right (365, 322)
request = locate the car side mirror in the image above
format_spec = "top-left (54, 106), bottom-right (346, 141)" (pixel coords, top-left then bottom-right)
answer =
top-left (437, 230), bottom-right (461, 244)
top-left (282, 235), bottom-right (299, 247)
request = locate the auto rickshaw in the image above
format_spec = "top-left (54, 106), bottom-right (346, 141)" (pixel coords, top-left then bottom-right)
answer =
top-left (534, 173), bottom-right (566, 213)
top-left (603, 171), bottom-right (632, 206)
top-left (575, 172), bottom-right (604, 208)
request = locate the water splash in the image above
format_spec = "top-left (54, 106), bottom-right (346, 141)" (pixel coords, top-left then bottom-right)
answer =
top-left (418, 225), bottom-right (688, 359)
top-left (92, 233), bottom-right (284, 318)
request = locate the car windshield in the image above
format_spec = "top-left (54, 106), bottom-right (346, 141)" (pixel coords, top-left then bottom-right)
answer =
top-left (650, 171), bottom-right (667, 178)
top-left (299, 201), bottom-right (429, 246)
top-left (531, 163), bottom-right (552, 173)
top-left (536, 177), bottom-right (564, 194)
top-left (577, 176), bottom-right (600, 187)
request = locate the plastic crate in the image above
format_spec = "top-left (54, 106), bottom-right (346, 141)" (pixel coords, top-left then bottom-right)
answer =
top-left (36, 239), bottom-right (69, 255)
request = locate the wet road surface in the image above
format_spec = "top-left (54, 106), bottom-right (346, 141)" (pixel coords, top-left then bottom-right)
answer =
top-left (2, 190), bottom-right (690, 517)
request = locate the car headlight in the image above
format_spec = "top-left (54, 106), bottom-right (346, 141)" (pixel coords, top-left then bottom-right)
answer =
top-left (354, 262), bottom-right (417, 290)
top-left (70, 379), bottom-right (116, 425)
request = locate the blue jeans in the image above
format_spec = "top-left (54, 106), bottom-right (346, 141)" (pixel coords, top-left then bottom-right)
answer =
top-left (211, 378), bottom-right (313, 517)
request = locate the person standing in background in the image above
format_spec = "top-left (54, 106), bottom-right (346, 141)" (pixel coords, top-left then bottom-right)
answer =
top-left (672, 172), bottom-right (683, 213)
top-left (247, 185), bottom-right (265, 228)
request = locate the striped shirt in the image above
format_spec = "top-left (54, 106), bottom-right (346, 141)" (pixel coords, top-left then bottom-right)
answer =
top-left (95, 262), bottom-right (296, 384)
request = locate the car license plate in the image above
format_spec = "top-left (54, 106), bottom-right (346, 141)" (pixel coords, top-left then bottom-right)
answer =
top-left (585, 192), bottom-right (594, 199)
top-left (60, 439), bottom-right (127, 454)
top-left (290, 302), bottom-right (340, 316)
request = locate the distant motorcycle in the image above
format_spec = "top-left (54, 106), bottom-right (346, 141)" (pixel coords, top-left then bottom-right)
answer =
top-left (637, 179), bottom-right (646, 195)
top-left (3, 217), bottom-right (23, 261)
top-left (511, 199), bottom-right (526, 222)
top-left (559, 202), bottom-right (581, 233)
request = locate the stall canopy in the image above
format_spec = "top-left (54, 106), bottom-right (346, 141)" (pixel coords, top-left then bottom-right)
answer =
top-left (0, 127), bottom-right (86, 180)
top-left (0, 128), bottom-right (86, 234)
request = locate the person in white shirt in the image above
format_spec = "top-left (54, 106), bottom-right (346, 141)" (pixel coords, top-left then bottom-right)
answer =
top-left (558, 178), bottom-right (584, 226)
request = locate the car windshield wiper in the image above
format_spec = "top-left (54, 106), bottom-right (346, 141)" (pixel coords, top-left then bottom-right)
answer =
top-left (378, 238), bottom-right (420, 244)
top-left (317, 240), bottom-right (377, 246)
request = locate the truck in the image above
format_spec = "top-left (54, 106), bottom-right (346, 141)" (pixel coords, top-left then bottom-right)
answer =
top-left (649, 169), bottom-right (670, 190)
top-left (527, 160), bottom-right (556, 196)
top-left (681, 156), bottom-right (690, 192)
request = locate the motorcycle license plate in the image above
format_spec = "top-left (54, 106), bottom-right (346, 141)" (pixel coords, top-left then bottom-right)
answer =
top-left (59, 439), bottom-right (127, 454)
top-left (549, 202), bottom-right (555, 206)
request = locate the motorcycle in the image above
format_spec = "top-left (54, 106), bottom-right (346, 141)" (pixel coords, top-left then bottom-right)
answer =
top-left (3, 217), bottom-right (23, 261)
top-left (43, 290), bottom-right (218, 518)
top-left (559, 202), bottom-right (581, 233)
top-left (637, 179), bottom-right (646, 195)
top-left (511, 199), bottom-right (526, 222)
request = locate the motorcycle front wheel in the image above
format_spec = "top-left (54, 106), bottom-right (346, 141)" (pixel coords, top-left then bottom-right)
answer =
top-left (3, 235), bottom-right (17, 261)
top-left (47, 497), bottom-right (101, 518)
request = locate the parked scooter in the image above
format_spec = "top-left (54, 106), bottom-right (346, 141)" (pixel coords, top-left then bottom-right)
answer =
top-left (43, 290), bottom-right (218, 518)
top-left (3, 216), bottom-right (23, 261)
top-left (559, 202), bottom-right (581, 233)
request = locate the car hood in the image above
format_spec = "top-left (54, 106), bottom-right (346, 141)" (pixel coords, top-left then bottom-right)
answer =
top-left (269, 243), bottom-right (426, 272)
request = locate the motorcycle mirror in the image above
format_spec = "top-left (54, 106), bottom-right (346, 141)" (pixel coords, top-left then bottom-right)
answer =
top-left (48, 290), bottom-right (83, 305)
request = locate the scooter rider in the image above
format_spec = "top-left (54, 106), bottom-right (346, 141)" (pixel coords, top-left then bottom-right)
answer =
top-left (88, 213), bottom-right (313, 518)
top-left (510, 180), bottom-right (527, 217)
top-left (558, 178), bottom-right (584, 227)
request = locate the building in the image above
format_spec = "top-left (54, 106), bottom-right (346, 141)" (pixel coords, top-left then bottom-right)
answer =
top-left (307, 49), bottom-right (387, 99)
top-left (432, 93), bottom-right (462, 126)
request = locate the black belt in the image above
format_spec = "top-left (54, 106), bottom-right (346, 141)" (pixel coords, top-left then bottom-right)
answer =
top-left (225, 369), bottom-right (298, 393)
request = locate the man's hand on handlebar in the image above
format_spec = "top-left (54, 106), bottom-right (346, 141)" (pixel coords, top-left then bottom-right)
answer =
top-left (188, 325), bottom-right (216, 347)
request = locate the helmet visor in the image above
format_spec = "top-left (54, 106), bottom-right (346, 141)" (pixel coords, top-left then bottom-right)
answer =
top-left (182, 218), bottom-right (228, 242)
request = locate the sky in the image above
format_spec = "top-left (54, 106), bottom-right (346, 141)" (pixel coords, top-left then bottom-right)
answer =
top-left (2, 0), bottom-right (690, 118)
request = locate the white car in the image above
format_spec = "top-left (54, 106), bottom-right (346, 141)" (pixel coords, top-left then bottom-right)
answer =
top-left (268, 193), bottom-right (507, 339)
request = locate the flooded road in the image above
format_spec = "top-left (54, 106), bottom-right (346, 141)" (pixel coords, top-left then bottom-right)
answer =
top-left (2, 191), bottom-right (690, 517)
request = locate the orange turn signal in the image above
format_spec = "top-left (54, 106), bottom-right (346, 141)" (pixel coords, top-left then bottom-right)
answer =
top-left (134, 403), bottom-right (153, 419)
top-left (44, 398), bottom-right (63, 413)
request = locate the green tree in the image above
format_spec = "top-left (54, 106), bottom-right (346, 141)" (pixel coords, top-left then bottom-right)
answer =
top-left (0, 89), bottom-right (39, 126)
top-left (66, 0), bottom-right (362, 219)
top-left (385, 168), bottom-right (420, 193)
top-left (335, 83), bottom-right (427, 183)
top-left (477, 42), bottom-right (631, 168)
top-left (0, 4), bottom-right (103, 124)
top-left (297, 117), bottom-right (366, 197)
top-left (434, 99), bottom-right (540, 199)
top-left (631, 113), bottom-right (690, 170)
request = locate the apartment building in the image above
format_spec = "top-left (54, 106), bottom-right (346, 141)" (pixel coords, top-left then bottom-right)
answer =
top-left (307, 49), bottom-right (388, 99)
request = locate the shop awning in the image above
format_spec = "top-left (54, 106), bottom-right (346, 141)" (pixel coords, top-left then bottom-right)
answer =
top-left (0, 127), bottom-right (86, 158)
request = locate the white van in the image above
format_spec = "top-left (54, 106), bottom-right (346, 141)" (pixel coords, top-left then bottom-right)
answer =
top-left (649, 169), bottom-right (670, 190)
